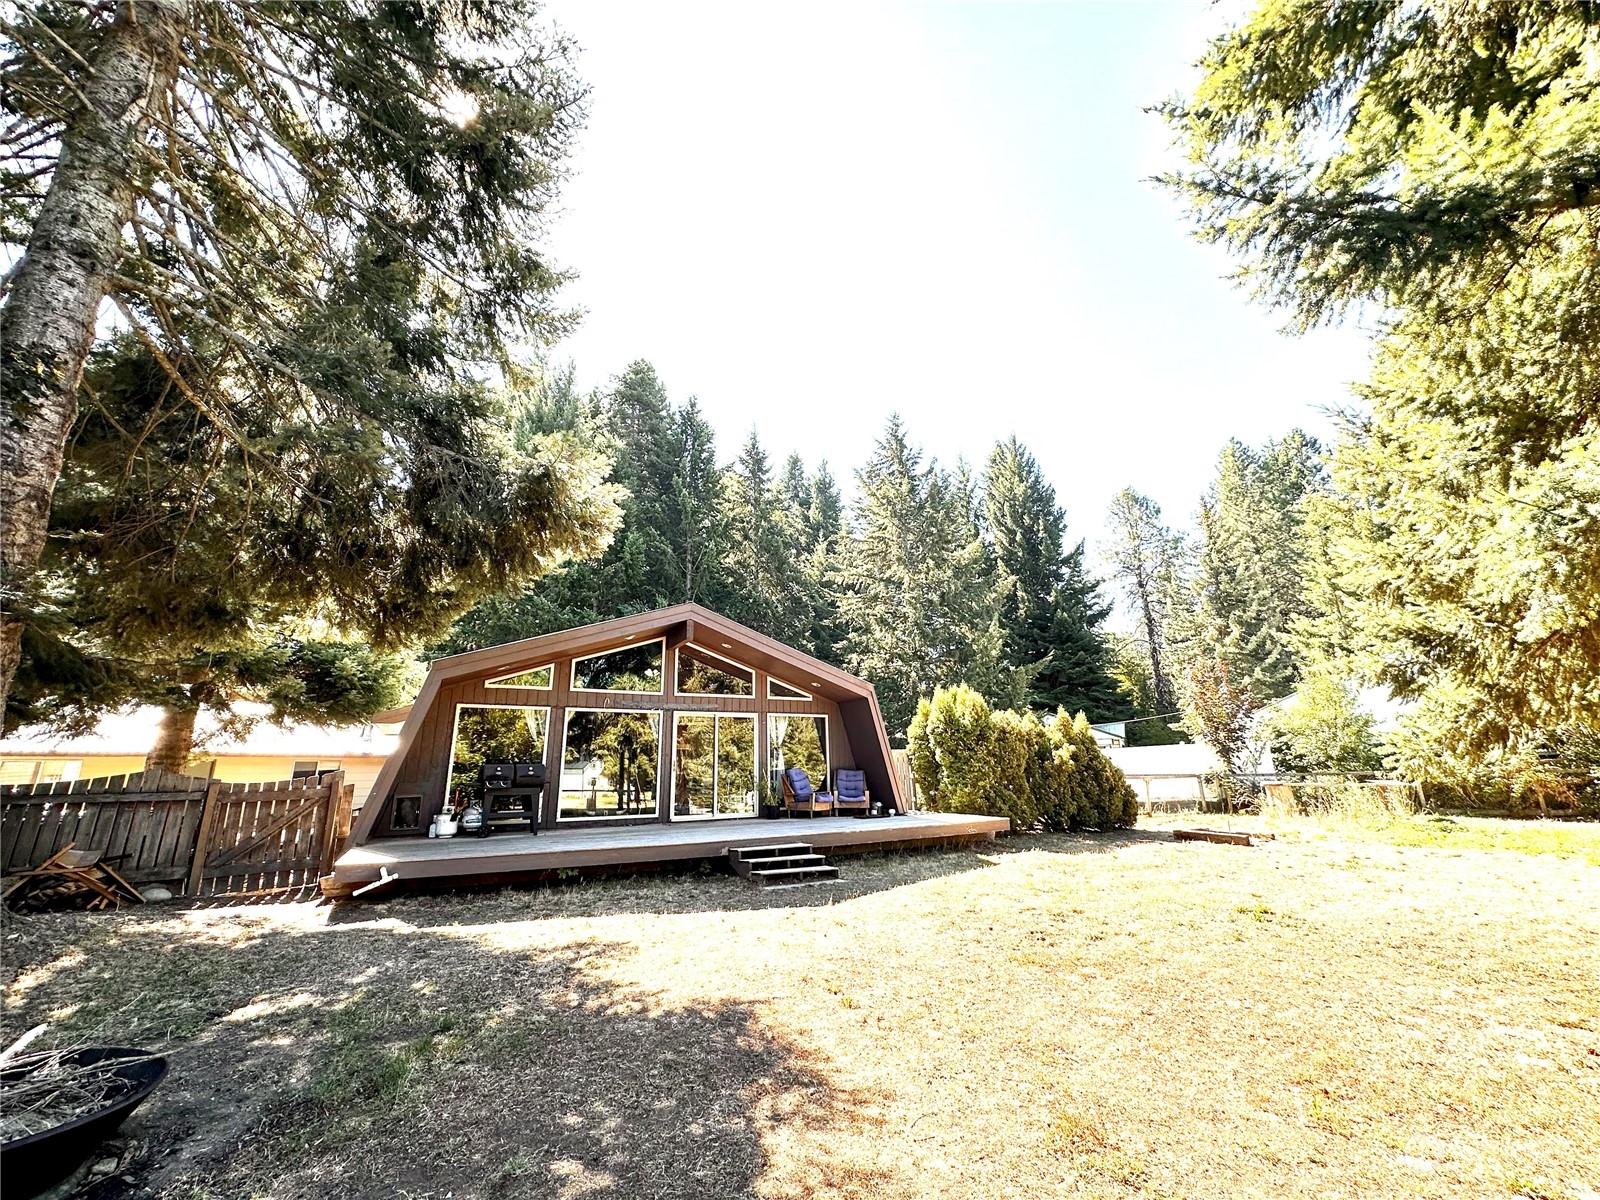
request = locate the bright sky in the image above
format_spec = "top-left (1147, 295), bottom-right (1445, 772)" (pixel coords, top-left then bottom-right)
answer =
top-left (538, 1), bottom-right (1375, 547)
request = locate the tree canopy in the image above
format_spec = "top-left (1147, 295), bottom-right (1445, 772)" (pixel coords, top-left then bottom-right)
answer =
top-left (1, 0), bottom-right (621, 753)
top-left (1160, 0), bottom-right (1600, 325)
top-left (985, 438), bottom-right (1123, 718)
top-left (1166, 0), bottom-right (1600, 789)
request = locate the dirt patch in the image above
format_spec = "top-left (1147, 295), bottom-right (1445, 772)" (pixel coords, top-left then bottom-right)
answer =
top-left (4, 820), bottom-right (1597, 1199)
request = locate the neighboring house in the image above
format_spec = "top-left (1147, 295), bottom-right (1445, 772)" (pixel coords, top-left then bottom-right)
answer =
top-left (0, 704), bottom-right (401, 809)
top-left (1106, 740), bottom-right (1277, 804)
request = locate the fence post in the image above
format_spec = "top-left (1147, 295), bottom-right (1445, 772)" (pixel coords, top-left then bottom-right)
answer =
top-left (186, 779), bottom-right (226, 897)
top-left (317, 771), bottom-right (349, 878)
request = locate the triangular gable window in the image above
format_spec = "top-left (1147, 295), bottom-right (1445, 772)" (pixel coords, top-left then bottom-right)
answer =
top-left (676, 645), bottom-right (754, 696)
top-left (485, 665), bottom-right (554, 690)
top-left (767, 677), bottom-right (811, 701)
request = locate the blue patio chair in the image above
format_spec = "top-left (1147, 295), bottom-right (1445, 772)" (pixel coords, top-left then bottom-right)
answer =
top-left (781, 767), bottom-right (833, 818)
top-left (833, 768), bottom-right (870, 816)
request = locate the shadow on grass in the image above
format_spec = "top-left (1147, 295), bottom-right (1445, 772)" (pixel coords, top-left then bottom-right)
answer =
top-left (323, 825), bottom-right (1171, 928)
top-left (3, 914), bottom-right (905, 1200)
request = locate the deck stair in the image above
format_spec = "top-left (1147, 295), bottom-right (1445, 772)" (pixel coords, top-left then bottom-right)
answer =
top-left (728, 842), bottom-right (839, 888)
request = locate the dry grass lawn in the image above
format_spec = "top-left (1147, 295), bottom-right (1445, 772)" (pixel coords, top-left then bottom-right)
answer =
top-left (4, 815), bottom-right (1598, 1200)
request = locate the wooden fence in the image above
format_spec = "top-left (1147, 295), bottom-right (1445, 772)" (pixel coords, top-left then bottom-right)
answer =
top-left (1, 769), bottom-right (354, 899)
top-left (890, 749), bottom-right (919, 810)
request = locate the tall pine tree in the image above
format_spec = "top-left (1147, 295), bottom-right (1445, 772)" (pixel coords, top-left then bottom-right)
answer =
top-left (721, 431), bottom-right (811, 646)
top-left (1192, 432), bottom-right (1324, 701)
top-left (984, 438), bottom-right (1123, 718)
top-left (839, 417), bottom-right (1001, 737)
top-left (1103, 489), bottom-right (1184, 716)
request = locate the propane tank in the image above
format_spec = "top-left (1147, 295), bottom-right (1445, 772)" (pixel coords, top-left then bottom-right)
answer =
top-left (460, 805), bottom-right (486, 837)
top-left (435, 809), bottom-right (459, 838)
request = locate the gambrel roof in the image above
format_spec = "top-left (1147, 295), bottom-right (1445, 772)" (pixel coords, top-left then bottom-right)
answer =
top-left (346, 604), bottom-right (902, 845)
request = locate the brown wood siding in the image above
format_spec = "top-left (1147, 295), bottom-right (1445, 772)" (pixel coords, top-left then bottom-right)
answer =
top-left (377, 645), bottom-right (852, 837)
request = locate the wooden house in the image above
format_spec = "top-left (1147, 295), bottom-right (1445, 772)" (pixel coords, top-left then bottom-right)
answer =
top-left (331, 604), bottom-right (1006, 892)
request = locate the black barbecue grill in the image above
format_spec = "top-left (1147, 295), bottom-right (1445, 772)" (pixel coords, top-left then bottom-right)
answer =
top-left (475, 762), bottom-right (546, 835)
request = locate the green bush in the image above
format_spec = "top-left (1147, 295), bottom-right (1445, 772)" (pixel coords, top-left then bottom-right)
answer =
top-left (907, 685), bottom-right (1139, 830)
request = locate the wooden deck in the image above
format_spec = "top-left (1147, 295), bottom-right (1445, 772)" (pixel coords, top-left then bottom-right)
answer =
top-left (328, 811), bottom-right (1008, 893)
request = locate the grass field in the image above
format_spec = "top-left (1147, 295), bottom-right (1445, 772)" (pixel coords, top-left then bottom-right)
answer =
top-left (4, 814), bottom-right (1598, 1199)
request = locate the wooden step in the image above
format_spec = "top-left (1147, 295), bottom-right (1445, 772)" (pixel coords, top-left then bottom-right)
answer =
top-left (748, 864), bottom-right (840, 889)
top-left (728, 842), bottom-right (812, 863)
top-left (731, 852), bottom-right (827, 880)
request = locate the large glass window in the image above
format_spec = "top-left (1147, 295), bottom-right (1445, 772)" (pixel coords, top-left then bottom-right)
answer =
top-left (449, 704), bottom-right (549, 807)
top-left (570, 641), bottom-right (664, 693)
top-left (673, 714), bottom-right (757, 818)
top-left (485, 665), bottom-right (553, 690)
top-left (559, 709), bottom-right (661, 819)
top-left (768, 714), bottom-right (828, 793)
top-left (676, 645), bottom-right (754, 696)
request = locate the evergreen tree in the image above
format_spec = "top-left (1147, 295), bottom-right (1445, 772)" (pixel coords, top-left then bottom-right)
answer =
top-left (838, 417), bottom-right (1001, 737)
top-left (437, 363), bottom-right (728, 652)
top-left (1193, 432), bottom-right (1324, 701)
top-left (984, 438), bottom-right (1123, 718)
top-left (665, 399), bottom-right (729, 608)
top-left (721, 431), bottom-right (810, 646)
top-left (1041, 542), bottom-right (1126, 719)
top-left (1165, 1), bottom-right (1600, 775)
top-left (985, 438), bottom-right (1062, 684)
top-left (1102, 489), bottom-right (1184, 716)
top-left (803, 461), bottom-right (847, 663)
top-left (778, 454), bottom-right (815, 548)
top-left (8, 335), bottom-right (621, 763)
top-left (808, 463), bottom-right (845, 556)
top-left (1, 0), bottom-right (586, 707)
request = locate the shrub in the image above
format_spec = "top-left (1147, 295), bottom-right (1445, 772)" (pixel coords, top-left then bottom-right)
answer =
top-left (1259, 672), bottom-right (1382, 774)
top-left (907, 686), bottom-right (1139, 829)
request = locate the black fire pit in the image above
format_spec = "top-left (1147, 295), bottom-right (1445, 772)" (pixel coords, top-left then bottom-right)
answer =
top-left (1, 1047), bottom-right (168, 1198)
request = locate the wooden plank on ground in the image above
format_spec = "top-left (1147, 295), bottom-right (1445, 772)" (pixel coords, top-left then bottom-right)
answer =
top-left (1172, 828), bottom-right (1275, 847)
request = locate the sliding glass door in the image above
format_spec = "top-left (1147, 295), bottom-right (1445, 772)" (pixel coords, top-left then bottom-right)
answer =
top-left (559, 709), bottom-right (661, 820)
top-left (673, 713), bottom-right (757, 818)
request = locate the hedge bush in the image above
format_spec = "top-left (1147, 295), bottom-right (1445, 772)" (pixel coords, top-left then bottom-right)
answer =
top-left (907, 684), bottom-right (1140, 830)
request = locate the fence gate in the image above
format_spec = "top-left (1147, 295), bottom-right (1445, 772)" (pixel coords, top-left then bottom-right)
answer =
top-left (2, 770), bottom-right (354, 899)
top-left (187, 772), bottom-right (352, 898)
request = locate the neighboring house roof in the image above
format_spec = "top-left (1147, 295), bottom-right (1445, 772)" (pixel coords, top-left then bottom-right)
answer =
top-left (0, 703), bottom-right (399, 759)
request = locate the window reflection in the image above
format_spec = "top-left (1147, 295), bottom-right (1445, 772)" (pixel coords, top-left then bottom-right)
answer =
top-left (675, 645), bottom-right (754, 695)
top-left (560, 709), bottom-right (661, 819)
top-left (449, 705), bottom-right (548, 807)
top-left (571, 641), bottom-right (664, 692)
top-left (768, 714), bottom-right (827, 792)
top-left (674, 714), bottom-right (756, 817)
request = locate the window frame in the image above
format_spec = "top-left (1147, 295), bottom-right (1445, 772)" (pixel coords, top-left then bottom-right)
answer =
top-left (671, 711), bottom-right (758, 821)
top-left (766, 677), bottom-right (813, 701)
top-left (556, 706), bottom-right (664, 822)
top-left (568, 638), bottom-right (667, 695)
top-left (484, 664), bottom-right (555, 690)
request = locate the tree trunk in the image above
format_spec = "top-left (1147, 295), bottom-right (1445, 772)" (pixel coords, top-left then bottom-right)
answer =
top-left (0, 0), bottom-right (188, 713)
top-left (148, 702), bottom-right (200, 776)
top-left (1137, 572), bottom-right (1177, 714)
